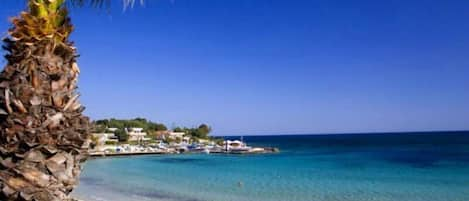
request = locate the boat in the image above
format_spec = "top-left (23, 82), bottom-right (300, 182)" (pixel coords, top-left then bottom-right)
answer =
top-left (223, 139), bottom-right (252, 153)
top-left (203, 148), bottom-right (210, 154)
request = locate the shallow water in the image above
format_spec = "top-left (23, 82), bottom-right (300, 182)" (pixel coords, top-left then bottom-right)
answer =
top-left (72, 132), bottom-right (469, 201)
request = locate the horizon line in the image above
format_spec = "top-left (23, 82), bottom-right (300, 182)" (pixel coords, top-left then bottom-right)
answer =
top-left (215, 129), bottom-right (469, 137)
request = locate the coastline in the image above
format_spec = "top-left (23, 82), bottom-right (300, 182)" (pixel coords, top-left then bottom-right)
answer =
top-left (72, 132), bottom-right (469, 201)
top-left (89, 146), bottom-right (279, 158)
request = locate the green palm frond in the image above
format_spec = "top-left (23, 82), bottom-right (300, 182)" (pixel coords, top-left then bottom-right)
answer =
top-left (21, 0), bottom-right (144, 43)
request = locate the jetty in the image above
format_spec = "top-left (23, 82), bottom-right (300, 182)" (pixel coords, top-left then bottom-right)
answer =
top-left (90, 151), bottom-right (168, 157)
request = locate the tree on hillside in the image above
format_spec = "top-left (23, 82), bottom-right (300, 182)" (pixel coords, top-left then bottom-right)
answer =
top-left (114, 128), bottom-right (128, 142)
top-left (147, 122), bottom-right (167, 131)
top-left (198, 124), bottom-right (211, 135)
top-left (0, 0), bottom-right (141, 200)
top-left (95, 119), bottom-right (110, 127)
top-left (108, 118), bottom-right (125, 129)
top-left (94, 118), bottom-right (168, 132)
top-left (173, 127), bottom-right (185, 132)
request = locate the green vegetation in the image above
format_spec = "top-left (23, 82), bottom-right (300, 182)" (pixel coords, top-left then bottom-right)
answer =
top-left (172, 124), bottom-right (212, 140)
top-left (94, 118), bottom-right (167, 133)
top-left (104, 141), bottom-right (118, 145)
top-left (94, 118), bottom-right (214, 142)
top-left (114, 128), bottom-right (128, 142)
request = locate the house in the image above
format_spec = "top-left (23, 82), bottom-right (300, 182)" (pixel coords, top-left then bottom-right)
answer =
top-left (154, 130), bottom-right (170, 140)
top-left (92, 133), bottom-right (118, 151)
top-left (92, 133), bottom-right (118, 144)
top-left (168, 132), bottom-right (185, 140)
top-left (182, 136), bottom-right (191, 144)
top-left (127, 127), bottom-right (151, 141)
top-left (107, 127), bottom-right (118, 132)
top-left (197, 138), bottom-right (210, 144)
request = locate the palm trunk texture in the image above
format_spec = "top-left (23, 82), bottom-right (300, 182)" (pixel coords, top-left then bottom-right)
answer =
top-left (0, 0), bottom-right (91, 200)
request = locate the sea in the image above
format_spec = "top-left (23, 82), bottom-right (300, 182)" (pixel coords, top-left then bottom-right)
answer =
top-left (72, 131), bottom-right (469, 201)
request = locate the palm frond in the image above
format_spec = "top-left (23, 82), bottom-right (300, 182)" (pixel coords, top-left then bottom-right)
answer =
top-left (69, 0), bottom-right (144, 9)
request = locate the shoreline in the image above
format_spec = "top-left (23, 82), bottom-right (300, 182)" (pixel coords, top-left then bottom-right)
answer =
top-left (89, 147), bottom-right (279, 158)
top-left (72, 133), bottom-right (469, 201)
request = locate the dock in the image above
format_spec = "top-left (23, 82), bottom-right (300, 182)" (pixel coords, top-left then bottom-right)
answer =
top-left (90, 151), bottom-right (169, 157)
top-left (89, 147), bottom-right (279, 157)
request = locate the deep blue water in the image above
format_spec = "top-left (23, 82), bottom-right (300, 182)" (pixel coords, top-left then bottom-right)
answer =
top-left (73, 131), bottom-right (469, 201)
top-left (230, 132), bottom-right (469, 168)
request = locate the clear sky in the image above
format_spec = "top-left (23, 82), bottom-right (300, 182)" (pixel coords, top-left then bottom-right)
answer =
top-left (0, 0), bottom-right (468, 135)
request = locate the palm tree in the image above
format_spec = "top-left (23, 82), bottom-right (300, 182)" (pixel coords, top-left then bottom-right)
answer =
top-left (0, 0), bottom-right (140, 200)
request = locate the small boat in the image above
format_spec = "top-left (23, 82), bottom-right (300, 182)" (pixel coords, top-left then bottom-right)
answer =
top-left (223, 139), bottom-right (251, 153)
top-left (230, 146), bottom-right (251, 153)
top-left (203, 148), bottom-right (210, 154)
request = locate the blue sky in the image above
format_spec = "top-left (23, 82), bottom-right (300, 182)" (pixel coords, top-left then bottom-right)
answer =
top-left (0, 0), bottom-right (468, 135)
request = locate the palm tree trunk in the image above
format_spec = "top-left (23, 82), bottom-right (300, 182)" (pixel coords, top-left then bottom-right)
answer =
top-left (0, 0), bottom-right (91, 200)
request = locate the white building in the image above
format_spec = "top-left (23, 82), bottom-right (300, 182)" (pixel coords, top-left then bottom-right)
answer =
top-left (168, 132), bottom-right (185, 140)
top-left (92, 133), bottom-right (118, 143)
top-left (127, 128), bottom-right (151, 141)
top-left (107, 127), bottom-right (118, 132)
top-left (92, 133), bottom-right (118, 151)
top-left (197, 138), bottom-right (210, 144)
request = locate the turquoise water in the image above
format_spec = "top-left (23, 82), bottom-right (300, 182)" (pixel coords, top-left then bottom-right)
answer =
top-left (72, 132), bottom-right (469, 201)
